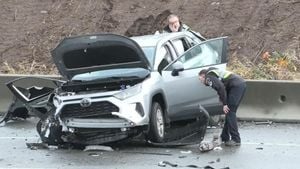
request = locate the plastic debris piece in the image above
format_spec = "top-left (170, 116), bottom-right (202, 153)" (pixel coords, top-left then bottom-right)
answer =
top-left (26, 143), bottom-right (48, 150)
top-left (255, 120), bottom-right (273, 125)
top-left (0, 121), bottom-right (6, 127)
top-left (204, 165), bottom-right (214, 169)
top-left (83, 145), bottom-right (114, 152)
top-left (199, 141), bottom-right (214, 152)
top-left (186, 164), bottom-right (200, 168)
top-left (213, 146), bottom-right (223, 151)
top-left (158, 161), bottom-right (178, 167)
top-left (158, 161), bottom-right (166, 167)
top-left (180, 150), bottom-right (192, 154)
top-left (256, 147), bottom-right (263, 150)
top-left (48, 145), bottom-right (58, 150)
top-left (88, 153), bottom-right (100, 157)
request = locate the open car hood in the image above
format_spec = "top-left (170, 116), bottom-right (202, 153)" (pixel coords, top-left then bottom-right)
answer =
top-left (51, 34), bottom-right (151, 80)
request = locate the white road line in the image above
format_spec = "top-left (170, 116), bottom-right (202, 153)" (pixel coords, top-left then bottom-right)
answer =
top-left (243, 142), bottom-right (300, 147)
top-left (0, 137), bottom-right (38, 139)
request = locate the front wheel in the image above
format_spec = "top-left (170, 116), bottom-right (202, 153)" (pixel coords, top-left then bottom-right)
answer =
top-left (148, 102), bottom-right (165, 143)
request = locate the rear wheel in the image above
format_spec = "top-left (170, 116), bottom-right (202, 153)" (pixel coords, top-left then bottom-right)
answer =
top-left (148, 102), bottom-right (165, 143)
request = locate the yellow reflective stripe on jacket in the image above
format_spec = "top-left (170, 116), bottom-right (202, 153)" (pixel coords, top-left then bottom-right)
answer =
top-left (223, 71), bottom-right (232, 79)
top-left (208, 69), bottom-right (232, 79)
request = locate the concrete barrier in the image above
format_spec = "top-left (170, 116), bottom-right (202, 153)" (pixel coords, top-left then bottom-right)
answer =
top-left (238, 80), bottom-right (300, 122)
top-left (1, 74), bottom-right (300, 122)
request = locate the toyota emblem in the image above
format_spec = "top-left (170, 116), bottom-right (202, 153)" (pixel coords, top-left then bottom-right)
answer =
top-left (80, 98), bottom-right (92, 108)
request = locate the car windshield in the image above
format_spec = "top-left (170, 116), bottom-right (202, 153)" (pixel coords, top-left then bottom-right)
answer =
top-left (71, 68), bottom-right (150, 82)
top-left (141, 47), bottom-right (155, 68)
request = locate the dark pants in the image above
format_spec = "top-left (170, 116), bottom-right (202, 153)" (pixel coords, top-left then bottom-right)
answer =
top-left (221, 82), bottom-right (246, 143)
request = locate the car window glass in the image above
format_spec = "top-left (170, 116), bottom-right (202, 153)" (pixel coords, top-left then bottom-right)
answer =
top-left (165, 42), bottom-right (177, 60)
top-left (141, 47), bottom-right (155, 67)
top-left (185, 31), bottom-right (203, 44)
top-left (166, 38), bottom-right (224, 70)
top-left (157, 46), bottom-right (172, 73)
top-left (172, 39), bottom-right (185, 56)
top-left (185, 36), bottom-right (198, 47)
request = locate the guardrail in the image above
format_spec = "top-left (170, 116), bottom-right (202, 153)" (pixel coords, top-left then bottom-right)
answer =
top-left (1, 75), bottom-right (300, 122)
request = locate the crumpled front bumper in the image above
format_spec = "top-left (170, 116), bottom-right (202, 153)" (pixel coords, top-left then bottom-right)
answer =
top-left (53, 91), bottom-right (149, 129)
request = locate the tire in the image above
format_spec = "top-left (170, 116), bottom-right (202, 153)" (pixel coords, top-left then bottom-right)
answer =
top-left (148, 102), bottom-right (165, 143)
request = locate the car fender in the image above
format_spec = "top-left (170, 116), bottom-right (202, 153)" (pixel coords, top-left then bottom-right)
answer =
top-left (148, 89), bottom-right (170, 123)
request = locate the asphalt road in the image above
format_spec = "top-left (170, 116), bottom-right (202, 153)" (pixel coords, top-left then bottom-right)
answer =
top-left (0, 118), bottom-right (299, 169)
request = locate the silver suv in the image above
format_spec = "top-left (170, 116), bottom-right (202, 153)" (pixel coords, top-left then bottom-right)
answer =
top-left (6, 32), bottom-right (228, 145)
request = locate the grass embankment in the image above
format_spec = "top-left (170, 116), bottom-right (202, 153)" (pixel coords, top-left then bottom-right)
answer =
top-left (229, 51), bottom-right (300, 80)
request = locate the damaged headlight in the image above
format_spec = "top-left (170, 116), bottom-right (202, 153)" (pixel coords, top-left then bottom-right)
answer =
top-left (113, 84), bottom-right (142, 100)
top-left (53, 96), bottom-right (62, 107)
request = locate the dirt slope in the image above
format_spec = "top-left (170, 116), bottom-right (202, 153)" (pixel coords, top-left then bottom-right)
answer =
top-left (0, 0), bottom-right (299, 76)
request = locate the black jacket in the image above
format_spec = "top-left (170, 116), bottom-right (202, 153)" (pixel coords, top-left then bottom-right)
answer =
top-left (205, 72), bottom-right (245, 105)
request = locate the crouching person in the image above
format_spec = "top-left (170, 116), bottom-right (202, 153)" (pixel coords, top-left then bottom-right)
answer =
top-left (198, 67), bottom-right (246, 146)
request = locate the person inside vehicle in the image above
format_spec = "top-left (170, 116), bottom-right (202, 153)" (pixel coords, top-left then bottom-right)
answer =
top-left (163, 14), bottom-right (191, 33)
top-left (198, 67), bottom-right (246, 146)
top-left (162, 14), bottom-right (206, 41)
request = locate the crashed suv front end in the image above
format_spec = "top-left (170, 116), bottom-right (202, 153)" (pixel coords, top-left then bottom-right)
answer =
top-left (7, 33), bottom-right (153, 145)
top-left (51, 72), bottom-right (151, 145)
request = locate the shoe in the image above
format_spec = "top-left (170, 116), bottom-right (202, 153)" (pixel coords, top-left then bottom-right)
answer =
top-left (225, 140), bottom-right (241, 146)
top-left (221, 136), bottom-right (229, 143)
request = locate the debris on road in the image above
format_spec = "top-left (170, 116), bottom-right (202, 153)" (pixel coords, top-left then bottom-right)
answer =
top-left (48, 145), bottom-right (58, 150)
top-left (88, 153), bottom-right (100, 157)
top-left (255, 120), bottom-right (273, 125)
top-left (158, 161), bottom-right (178, 167)
top-left (199, 141), bottom-right (214, 152)
top-left (199, 134), bottom-right (223, 152)
top-left (157, 160), bottom-right (229, 169)
top-left (204, 166), bottom-right (215, 169)
top-left (26, 142), bottom-right (49, 150)
top-left (83, 145), bottom-right (114, 152)
top-left (0, 121), bottom-right (6, 127)
top-left (208, 158), bottom-right (221, 164)
top-left (180, 150), bottom-right (192, 154)
top-left (256, 147), bottom-right (264, 150)
top-left (213, 146), bottom-right (223, 151)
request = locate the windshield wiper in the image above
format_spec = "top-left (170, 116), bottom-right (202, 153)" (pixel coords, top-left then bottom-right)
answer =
top-left (99, 76), bottom-right (143, 82)
top-left (73, 76), bottom-right (142, 83)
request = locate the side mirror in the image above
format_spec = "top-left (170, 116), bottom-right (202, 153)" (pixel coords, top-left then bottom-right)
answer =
top-left (171, 62), bottom-right (184, 76)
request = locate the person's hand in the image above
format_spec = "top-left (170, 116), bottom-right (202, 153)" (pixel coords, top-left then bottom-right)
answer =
top-left (223, 105), bottom-right (230, 114)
